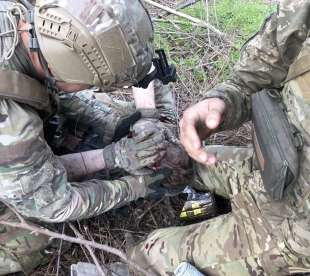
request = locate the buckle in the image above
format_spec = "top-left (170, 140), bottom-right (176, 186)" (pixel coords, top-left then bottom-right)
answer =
top-left (294, 131), bottom-right (304, 151)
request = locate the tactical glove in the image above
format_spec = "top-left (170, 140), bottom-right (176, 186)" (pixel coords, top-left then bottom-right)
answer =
top-left (134, 109), bottom-right (178, 143)
top-left (133, 115), bottom-right (193, 191)
top-left (113, 111), bottom-right (142, 142)
top-left (140, 168), bottom-right (179, 199)
top-left (103, 128), bottom-right (167, 172)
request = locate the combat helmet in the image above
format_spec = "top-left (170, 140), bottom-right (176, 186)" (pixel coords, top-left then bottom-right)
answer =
top-left (33, 0), bottom-right (154, 90)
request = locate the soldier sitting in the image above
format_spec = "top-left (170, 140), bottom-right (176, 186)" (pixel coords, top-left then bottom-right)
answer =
top-left (129, 1), bottom-right (310, 275)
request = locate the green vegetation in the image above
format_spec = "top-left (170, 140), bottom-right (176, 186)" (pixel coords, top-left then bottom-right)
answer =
top-left (154, 0), bottom-right (276, 86)
top-left (210, 0), bottom-right (276, 52)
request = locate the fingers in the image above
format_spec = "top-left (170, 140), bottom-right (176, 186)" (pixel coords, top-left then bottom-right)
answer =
top-left (180, 117), bottom-right (208, 163)
top-left (180, 108), bottom-right (209, 164)
top-left (134, 128), bottom-right (158, 143)
top-left (180, 109), bottom-right (202, 150)
top-left (180, 98), bottom-right (225, 165)
top-left (135, 131), bottom-right (166, 150)
top-left (205, 99), bottom-right (226, 130)
top-left (135, 132), bottom-right (167, 167)
top-left (138, 150), bottom-right (166, 167)
top-left (136, 143), bottom-right (167, 160)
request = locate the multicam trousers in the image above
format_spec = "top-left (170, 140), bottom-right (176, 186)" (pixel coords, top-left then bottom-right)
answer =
top-left (129, 145), bottom-right (292, 276)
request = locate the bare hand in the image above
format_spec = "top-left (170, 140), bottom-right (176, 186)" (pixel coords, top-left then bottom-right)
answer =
top-left (180, 98), bottom-right (226, 165)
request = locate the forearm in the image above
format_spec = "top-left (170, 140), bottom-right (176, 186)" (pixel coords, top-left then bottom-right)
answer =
top-left (0, 99), bottom-right (146, 222)
top-left (133, 80), bottom-right (156, 109)
top-left (59, 150), bottom-right (106, 181)
top-left (1, 142), bottom-right (145, 223)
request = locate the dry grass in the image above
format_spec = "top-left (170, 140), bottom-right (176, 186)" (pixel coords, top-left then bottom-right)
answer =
top-left (32, 197), bottom-right (186, 275)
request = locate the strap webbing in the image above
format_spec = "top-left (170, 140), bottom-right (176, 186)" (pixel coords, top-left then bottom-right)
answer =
top-left (0, 69), bottom-right (51, 112)
top-left (286, 54), bottom-right (310, 82)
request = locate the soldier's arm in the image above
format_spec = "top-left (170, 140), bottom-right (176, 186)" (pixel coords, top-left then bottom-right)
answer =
top-left (0, 100), bottom-right (148, 222)
top-left (133, 80), bottom-right (156, 109)
top-left (59, 86), bottom-right (157, 146)
top-left (58, 91), bottom-right (121, 145)
top-left (205, 0), bottom-right (310, 130)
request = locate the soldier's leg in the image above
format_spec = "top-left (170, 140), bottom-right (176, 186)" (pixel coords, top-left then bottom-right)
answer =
top-left (129, 145), bottom-right (288, 275)
top-left (191, 145), bottom-right (256, 199)
top-left (129, 191), bottom-right (287, 276)
top-left (0, 207), bottom-right (50, 275)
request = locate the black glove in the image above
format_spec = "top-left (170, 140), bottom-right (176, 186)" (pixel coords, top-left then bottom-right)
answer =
top-left (113, 111), bottom-right (141, 141)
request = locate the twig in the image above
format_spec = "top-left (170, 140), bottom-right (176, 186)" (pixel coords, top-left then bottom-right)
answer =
top-left (56, 223), bottom-right (66, 276)
top-left (143, 0), bottom-right (225, 37)
top-left (176, 0), bottom-right (200, 10)
top-left (69, 223), bottom-right (107, 276)
top-left (164, 198), bottom-right (176, 218)
top-left (0, 203), bottom-right (150, 276)
top-left (137, 198), bottom-right (165, 221)
top-left (154, 18), bottom-right (202, 27)
top-left (160, 0), bottom-right (200, 17)
top-left (203, 0), bottom-right (211, 46)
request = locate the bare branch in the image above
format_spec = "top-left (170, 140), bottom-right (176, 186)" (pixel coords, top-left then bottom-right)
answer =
top-left (69, 223), bottom-right (107, 276)
top-left (143, 0), bottom-right (225, 37)
top-left (176, 0), bottom-right (200, 10)
top-left (0, 205), bottom-right (150, 276)
top-left (1, 201), bottom-right (25, 223)
top-left (56, 223), bottom-right (66, 276)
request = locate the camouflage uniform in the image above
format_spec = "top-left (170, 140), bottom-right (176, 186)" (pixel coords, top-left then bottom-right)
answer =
top-left (129, 1), bottom-right (310, 275)
top-left (0, 79), bottom-right (178, 274)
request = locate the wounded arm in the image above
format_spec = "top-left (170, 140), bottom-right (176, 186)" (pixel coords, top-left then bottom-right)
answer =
top-left (59, 150), bottom-right (106, 181)
top-left (0, 143), bottom-right (144, 222)
top-left (0, 101), bottom-right (144, 222)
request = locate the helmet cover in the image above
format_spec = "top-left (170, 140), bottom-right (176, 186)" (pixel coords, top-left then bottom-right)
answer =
top-left (34, 0), bottom-right (154, 90)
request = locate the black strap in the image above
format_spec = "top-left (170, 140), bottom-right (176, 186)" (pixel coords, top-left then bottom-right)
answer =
top-left (136, 49), bottom-right (177, 89)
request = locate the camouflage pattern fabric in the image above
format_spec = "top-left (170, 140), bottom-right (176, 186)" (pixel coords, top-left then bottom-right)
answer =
top-left (0, 97), bottom-right (150, 223)
top-left (0, 80), bottom-right (182, 273)
top-left (0, 82), bottom-right (180, 223)
top-left (129, 1), bottom-right (310, 275)
top-left (112, 128), bottom-right (167, 172)
top-left (129, 146), bottom-right (289, 275)
top-left (0, 205), bottom-right (49, 275)
top-left (133, 118), bottom-right (192, 188)
top-left (57, 90), bottom-right (122, 146)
